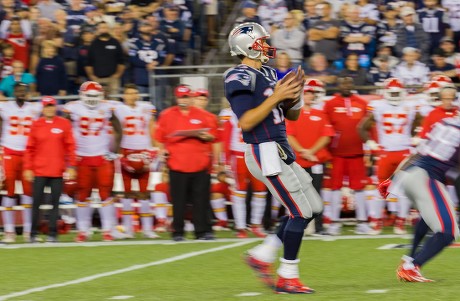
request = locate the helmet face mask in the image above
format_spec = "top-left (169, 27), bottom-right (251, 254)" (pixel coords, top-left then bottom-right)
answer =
top-left (383, 78), bottom-right (405, 105)
top-left (228, 22), bottom-right (276, 63)
top-left (80, 81), bottom-right (103, 109)
top-left (423, 81), bottom-right (442, 107)
top-left (304, 79), bottom-right (325, 104)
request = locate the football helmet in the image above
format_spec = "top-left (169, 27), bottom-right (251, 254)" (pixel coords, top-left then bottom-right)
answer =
top-left (80, 81), bottom-right (103, 109)
top-left (304, 78), bottom-right (325, 103)
top-left (228, 22), bottom-right (276, 63)
top-left (423, 81), bottom-right (442, 106)
top-left (121, 152), bottom-right (151, 174)
top-left (431, 74), bottom-right (454, 87)
top-left (383, 78), bottom-right (406, 105)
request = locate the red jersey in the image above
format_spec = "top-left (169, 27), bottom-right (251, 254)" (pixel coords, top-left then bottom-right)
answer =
top-left (323, 94), bottom-right (368, 157)
top-left (155, 106), bottom-right (218, 173)
top-left (420, 106), bottom-right (458, 138)
top-left (6, 33), bottom-right (29, 69)
top-left (286, 108), bottom-right (335, 167)
top-left (24, 116), bottom-right (76, 177)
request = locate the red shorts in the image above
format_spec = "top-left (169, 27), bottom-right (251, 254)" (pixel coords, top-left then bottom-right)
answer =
top-left (377, 149), bottom-right (411, 182)
top-left (211, 182), bottom-right (231, 200)
top-left (121, 149), bottom-right (150, 193)
top-left (230, 152), bottom-right (265, 192)
top-left (330, 156), bottom-right (367, 190)
top-left (3, 152), bottom-right (32, 196)
top-left (77, 156), bottom-right (114, 201)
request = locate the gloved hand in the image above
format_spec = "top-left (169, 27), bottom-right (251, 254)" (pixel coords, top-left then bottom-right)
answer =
top-left (365, 140), bottom-right (381, 151)
top-left (378, 178), bottom-right (392, 199)
top-left (104, 152), bottom-right (120, 161)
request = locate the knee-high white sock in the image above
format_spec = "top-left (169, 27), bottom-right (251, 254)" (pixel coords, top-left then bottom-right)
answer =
top-left (354, 191), bottom-right (367, 221)
top-left (151, 192), bottom-right (168, 220)
top-left (20, 195), bottom-right (32, 233)
top-left (321, 188), bottom-right (332, 220)
top-left (387, 194), bottom-right (398, 213)
top-left (271, 196), bottom-right (281, 220)
top-left (139, 199), bottom-right (153, 233)
top-left (99, 198), bottom-right (114, 232)
top-left (2, 197), bottom-right (16, 232)
top-left (447, 185), bottom-right (459, 209)
top-left (210, 197), bottom-right (228, 221)
top-left (76, 201), bottom-right (90, 232)
top-left (231, 190), bottom-right (247, 230)
top-left (397, 195), bottom-right (411, 219)
top-left (277, 258), bottom-right (300, 279)
top-left (121, 198), bottom-right (133, 234)
top-left (250, 192), bottom-right (267, 225)
top-left (330, 190), bottom-right (342, 222)
top-left (365, 188), bottom-right (384, 219)
top-left (248, 234), bottom-right (282, 263)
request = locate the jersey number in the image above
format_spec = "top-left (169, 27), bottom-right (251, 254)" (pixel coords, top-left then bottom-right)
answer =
top-left (9, 116), bottom-right (32, 136)
top-left (123, 116), bottom-right (146, 136)
top-left (79, 117), bottom-right (104, 136)
top-left (272, 104), bottom-right (285, 124)
top-left (382, 113), bottom-right (408, 134)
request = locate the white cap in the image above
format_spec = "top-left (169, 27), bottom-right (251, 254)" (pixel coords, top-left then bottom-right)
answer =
top-left (400, 6), bottom-right (415, 17)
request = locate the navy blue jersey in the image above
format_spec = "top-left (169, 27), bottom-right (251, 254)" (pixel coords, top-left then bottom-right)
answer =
top-left (128, 34), bottom-right (172, 86)
top-left (223, 64), bottom-right (295, 163)
top-left (340, 21), bottom-right (376, 57)
top-left (411, 117), bottom-right (460, 182)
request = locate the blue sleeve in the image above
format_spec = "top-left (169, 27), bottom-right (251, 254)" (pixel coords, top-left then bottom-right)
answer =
top-left (227, 91), bottom-right (254, 119)
top-left (224, 70), bottom-right (253, 96)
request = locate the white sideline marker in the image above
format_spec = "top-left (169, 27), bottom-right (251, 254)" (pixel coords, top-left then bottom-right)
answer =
top-left (366, 289), bottom-right (389, 294)
top-left (0, 240), bottom-right (256, 301)
top-left (235, 292), bottom-right (262, 297)
top-left (108, 296), bottom-right (134, 300)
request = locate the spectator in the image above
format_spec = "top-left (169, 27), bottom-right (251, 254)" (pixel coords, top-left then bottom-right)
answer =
top-left (304, 52), bottom-right (337, 87)
top-left (395, 6), bottom-right (430, 62)
top-left (439, 36), bottom-right (460, 66)
top-left (0, 43), bottom-right (14, 80)
top-left (274, 51), bottom-right (295, 79)
top-left (0, 8), bottom-right (32, 39)
top-left (29, 17), bottom-right (62, 75)
top-left (85, 21), bottom-right (125, 96)
top-left (258, 0), bottom-right (289, 33)
top-left (234, 0), bottom-right (261, 26)
top-left (129, 19), bottom-right (173, 100)
top-left (4, 16), bottom-right (30, 70)
top-left (24, 96), bottom-right (76, 243)
top-left (376, 4), bottom-right (402, 48)
top-left (428, 48), bottom-right (457, 80)
top-left (271, 11), bottom-right (305, 68)
top-left (417, 0), bottom-right (451, 54)
top-left (442, 0), bottom-right (460, 51)
top-left (0, 60), bottom-right (36, 97)
top-left (29, 6), bottom-right (41, 38)
top-left (35, 40), bottom-right (67, 97)
top-left (369, 53), bottom-right (398, 86)
top-left (338, 53), bottom-right (370, 88)
top-left (159, 3), bottom-right (189, 66)
top-left (76, 27), bottom-right (95, 89)
top-left (36, 0), bottom-right (64, 21)
top-left (308, 1), bottom-right (341, 63)
top-left (66, 0), bottom-right (87, 29)
top-left (155, 84), bottom-right (218, 241)
top-left (392, 47), bottom-right (430, 87)
top-left (340, 5), bottom-right (376, 68)
top-left (356, 0), bottom-right (379, 25)
top-left (204, 0), bottom-right (218, 47)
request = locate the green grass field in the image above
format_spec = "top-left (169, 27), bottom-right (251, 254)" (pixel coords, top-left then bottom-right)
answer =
top-left (1, 227), bottom-right (459, 301)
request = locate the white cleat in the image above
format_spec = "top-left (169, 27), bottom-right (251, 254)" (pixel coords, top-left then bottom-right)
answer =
top-left (143, 231), bottom-right (160, 239)
top-left (327, 223), bottom-right (342, 236)
top-left (2, 232), bottom-right (16, 243)
top-left (355, 223), bottom-right (379, 235)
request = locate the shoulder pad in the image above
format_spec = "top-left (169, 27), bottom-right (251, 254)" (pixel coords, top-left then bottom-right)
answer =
top-left (224, 67), bottom-right (255, 96)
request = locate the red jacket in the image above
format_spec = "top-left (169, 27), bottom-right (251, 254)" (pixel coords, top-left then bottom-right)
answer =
top-left (155, 106), bottom-right (218, 173)
top-left (420, 106), bottom-right (458, 138)
top-left (24, 116), bottom-right (76, 177)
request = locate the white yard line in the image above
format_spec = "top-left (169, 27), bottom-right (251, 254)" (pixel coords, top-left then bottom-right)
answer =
top-left (0, 240), bottom-right (257, 301)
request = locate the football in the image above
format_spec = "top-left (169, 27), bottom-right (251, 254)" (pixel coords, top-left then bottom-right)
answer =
top-left (280, 67), bottom-right (304, 109)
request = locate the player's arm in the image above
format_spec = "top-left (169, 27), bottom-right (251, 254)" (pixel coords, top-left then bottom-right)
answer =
top-left (411, 112), bottom-right (423, 136)
top-left (110, 112), bottom-right (122, 153)
top-left (149, 116), bottom-right (156, 147)
top-left (358, 112), bottom-right (375, 142)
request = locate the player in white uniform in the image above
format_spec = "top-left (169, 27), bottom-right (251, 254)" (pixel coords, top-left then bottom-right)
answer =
top-left (63, 81), bottom-right (122, 242)
top-left (219, 106), bottom-right (267, 238)
top-left (114, 83), bottom-right (158, 239)
top-left (359, 78), bottom-right (422, 234)
top-left (0, 83), bottom-right (41, 243)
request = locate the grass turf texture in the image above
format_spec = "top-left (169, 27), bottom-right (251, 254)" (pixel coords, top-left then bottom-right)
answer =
top-left (0, 226), bottom-right (459, 300)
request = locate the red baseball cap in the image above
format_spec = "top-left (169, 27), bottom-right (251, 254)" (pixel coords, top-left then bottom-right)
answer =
top-left (174, 85), bottom-right (192, 98)
top-left (194, 88), bottom-right (209, 97)
top-left (42, 96), bottom-right (57, 106)
top-left (303, 85), bottom-right (315, 93)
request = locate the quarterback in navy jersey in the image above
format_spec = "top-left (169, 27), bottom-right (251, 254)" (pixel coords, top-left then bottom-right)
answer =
top-left (224, 22), bottom-right (323, 294)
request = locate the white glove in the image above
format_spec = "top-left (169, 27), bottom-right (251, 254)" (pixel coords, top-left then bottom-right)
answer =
top-left (410, 136), bottom-right (423, 147)
top-left (104, 152), bottom-right (119, 161)
top-left (365, 140), bottom-right (380, 151)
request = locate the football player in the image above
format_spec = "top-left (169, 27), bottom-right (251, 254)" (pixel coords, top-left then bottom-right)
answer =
top-left (359, 78), bottom-right (422, 234)
top-left (0, 82), bottom-right (41, 243)
top-left (225, 22), bottom-right (323, 294)
top-left (63, 81), bottom-right (122, 242)
top-left (219, 105), bottom-right (268, 238)
top-left (115, 83), bottom-right (158, 239)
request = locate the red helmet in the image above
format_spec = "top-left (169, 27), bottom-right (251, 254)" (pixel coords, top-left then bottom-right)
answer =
top-left (121, 153), bottom-right (150, 174)
top-left (423, 81), bottom-right (442, 106)
top-left (63, 179), bottom-right (78, 196)
top-left (304, 78), bottom-right (325, 103)
top-left (383, 78), bottom-right (405, 105)
top-left (80, 81), bottom-right (103, 109)
top-left (431, 74), bottom-right (453, 86)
